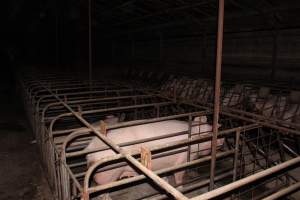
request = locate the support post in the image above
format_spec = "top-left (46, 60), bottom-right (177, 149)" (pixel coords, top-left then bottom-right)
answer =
top-left (159, 32), bottom-right (163, 64)
top-left (209, 0), bottom-right (225, 191)
top-left (141, 146), bottom-right (152, 170)
top-left (88, 0), bottom-right (93, 88)
top-left (233, 129), bottom-right (241, 181)
top-left (100, 121), bottom-right (107, 136)
top-left (131, 36), bottom-right (135, 69)
top-left (270, 32), bottom-right (278, 81)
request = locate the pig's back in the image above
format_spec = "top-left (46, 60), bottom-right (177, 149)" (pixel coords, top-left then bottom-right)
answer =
top-left (87, 120), bottom-right (189, 160)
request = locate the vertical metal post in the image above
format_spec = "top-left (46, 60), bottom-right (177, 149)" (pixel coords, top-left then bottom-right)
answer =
top-left (159, 32), bottom-right (163, 64)
top-left (232, 129), bottom-right (240, 200)
top-left (270, 32), bottom-right (278, 81)
top-left (55, 0), bottom-right (59, 70)
top-left (131, 36), bottom-right (135, 68)
top-left (187, 115), bottom-right (192, 162)
top-left (88, 0), bottom-right (92, 87)
top-left (233, 129), bottom-right (240, 182)
top-left (111, 40), bottom-right (115, 64)
top-left (209, 0), bottom-right (224, 191)
top-left (201, 31), bottom-right (207, 74)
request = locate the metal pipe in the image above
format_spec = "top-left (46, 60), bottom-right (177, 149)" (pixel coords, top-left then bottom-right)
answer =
top-left (88, 0), bottom-right (92, 86)
top-left (210, 0), bottom-right (224, 190)
top-left (191, 157), bottom-right (300, 200)
top-left (52, 111), bottom-right (210, 136)
top-left (39, 83), bottom-right (188, 200)
top-left (262, 182), bottom-right (300, 200)
top-left (146, 171), bottom-right (233, 200)
top-left (64, 123), bottom-right (257, 159)
top-left (84, 151), bottom-right (234, 195)
top-left (233, 128), bottom-right (240, 181)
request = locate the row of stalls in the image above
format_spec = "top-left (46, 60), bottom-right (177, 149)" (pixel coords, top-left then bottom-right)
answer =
top-left (18, 69), bottom-right (300, 200)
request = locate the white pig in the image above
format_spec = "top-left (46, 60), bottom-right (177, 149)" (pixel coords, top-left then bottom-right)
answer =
top-left (85, 116), bottom-right (224, 191)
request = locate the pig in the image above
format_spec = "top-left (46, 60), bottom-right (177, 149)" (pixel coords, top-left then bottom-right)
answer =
top-left (53, 115), bottom-right (122, 146)
top-left (278, 104), bottom-right (300, 125)
top-left (251, 95), bottom-right (288, 118)
top-left (195, 81), bottom-right (213, 104)
top-left (85, 116), bottom-right (224, 199)
top-left (222, 84), bottom-right (245, 107)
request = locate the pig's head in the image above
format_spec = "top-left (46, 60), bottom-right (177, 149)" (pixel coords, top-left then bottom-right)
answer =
top-left (104, 115), bottom-right (119, 125)
top-left (193, 116), bottom-right (207, 123)
top-left (103, 113), bottom-right (125, 125)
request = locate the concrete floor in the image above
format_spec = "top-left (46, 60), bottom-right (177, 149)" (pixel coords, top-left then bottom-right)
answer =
top-left (0, 94), bottom-right (53, 200)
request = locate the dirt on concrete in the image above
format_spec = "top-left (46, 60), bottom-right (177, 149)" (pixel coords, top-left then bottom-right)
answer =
top-left (0, 97), bottom-right (53, 200)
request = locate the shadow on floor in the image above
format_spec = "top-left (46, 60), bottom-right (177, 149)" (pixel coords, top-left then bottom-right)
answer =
top-left (0, 95), bottom-right (53, 200)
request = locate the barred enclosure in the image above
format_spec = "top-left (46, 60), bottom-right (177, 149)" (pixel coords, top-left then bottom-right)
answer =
top-left (17, 68), bottom-right (300, 200)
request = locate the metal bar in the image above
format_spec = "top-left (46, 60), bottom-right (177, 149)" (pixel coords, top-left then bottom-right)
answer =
top-left (112, 1), bottom-right (214, 27)
top-left (47, 101), bottom-right (172, 123)
top-left (191, 157), bottom-right (300, 200)
top-left (39, 83), bottom-right (188, 200)
top-left (209, 0), bottom-right (224, 190)
top-left (146, 171), bottom-right (233, 200)
top-left (64, 123), bottom-right (258, 159)
top-left (84, 151), bottom-right (234, 195)
top-left (41, 94), bottom-right (153, 118)
top-left (51, 110), bottom-right (211, 136)
top-left (262, 182), bottom-right (300, 200)
top-left (233, 129), bottom-right (240, 181)
top-left (88, 0), bottom-right (92, 86)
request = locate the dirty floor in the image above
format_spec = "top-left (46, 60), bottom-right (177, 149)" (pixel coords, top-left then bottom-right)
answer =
top-left (0, 94), bottom-right (53, 200)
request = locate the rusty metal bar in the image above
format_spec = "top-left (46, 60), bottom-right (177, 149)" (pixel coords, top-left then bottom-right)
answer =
top-left (64, 123), bottom-right (258, 159)
top-left (146, 171), bottom-right (233, 200)
top-left (51, 110), bottom-right (210, 136)
top-left (191, 157), bottom-right (300, 200)
top-left (39, 83), bottom-right (188, 200)
top-left (84, 151), bottom-right (234, 195)
top-left (209, 0), bottom-right (225, 190)
top-left (88, 0), bottom-right (92, 86)
top-left (262, 182), bottom-right (300, 200)
top-left (233, 128), bottom-right (241, 181)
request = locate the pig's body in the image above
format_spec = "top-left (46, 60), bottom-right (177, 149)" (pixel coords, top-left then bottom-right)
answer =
top-left (222, 84), bottom-right (245, 107)
top-left (252, 95), bottom-right (288, 118)
top-left (280, 104), bottom-right (300, 124)
top-left (85, 118), bottom-right (224, 187)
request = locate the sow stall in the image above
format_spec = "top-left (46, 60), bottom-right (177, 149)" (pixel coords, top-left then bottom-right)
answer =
top-left (18, 70), bottom-right (300, 200)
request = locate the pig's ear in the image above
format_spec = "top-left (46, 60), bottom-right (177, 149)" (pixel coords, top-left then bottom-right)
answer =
top-left (193, 117), bottom-right (200, 122)
top-left (119, 113), bottom-right (126, 122)
top-left (194, 116), bottom-right (207, 123)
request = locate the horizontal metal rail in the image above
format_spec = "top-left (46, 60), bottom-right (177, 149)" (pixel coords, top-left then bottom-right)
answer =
top-left (84, 151), bottom-right (234, 195)
top-left (262, 182), bottom-right (300, 200)
top-left (41, 94), bottom-right (154, 117)
top-left (39, 83), bottom-right (189, 200)
top-left (52, 111), bottom-right (211, 136)
top-left (190, 156), bottom-right (300, 200)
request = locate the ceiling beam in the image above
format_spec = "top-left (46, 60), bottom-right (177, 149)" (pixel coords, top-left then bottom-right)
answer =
top-left (111, 0), bottom-right (215, 27)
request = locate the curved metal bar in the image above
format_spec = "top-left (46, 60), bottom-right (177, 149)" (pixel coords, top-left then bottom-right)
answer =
top-left (41, 94), bottom-right (153, 122)
top-left (48, 101), bottom-right (173, 136)
top-left (52, 111), bottom-right (210, 136)
top-left (42, 84), bottom-right (189, 200)
top-left (84, 150), bottom-right (235, 196)
top-left (32, 84), bottom-right (121, 101)
top-left (262, 182), bottom-right (300, 200)
top-left (36, 88), bottom-right (136, 115)
top-left (191, 157), bottom-right (300, 200)
top-left (64, 123), bottom-right (257, 197)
